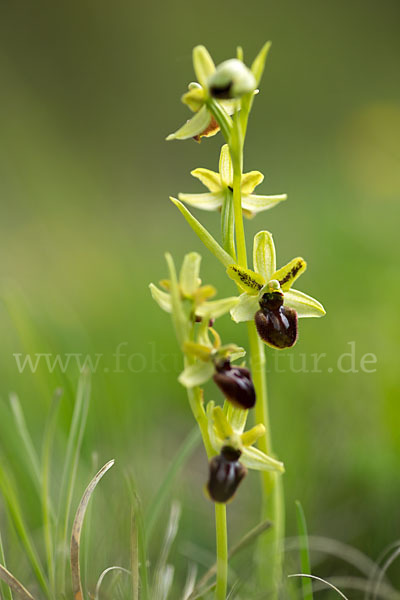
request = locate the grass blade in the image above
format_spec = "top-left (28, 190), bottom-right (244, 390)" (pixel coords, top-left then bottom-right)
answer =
top-left (9, 393), bottom-right (41, 494)
top-left (288, 574), bottom-right (349, 600)
top-left (125, 477), bottom-right (149, 600)
top-left (145, 427), bottom-right (200, 542)
top-left (0, 532), bottom-right (13, 600)
top-left (57, 371), bottom-right (91, 592)
top-left (0, 463), bottom-right (49, 597)
top-left (152, 502), bottom-right (181, 600)
top-left (130, 509), bottom-right (139, 600)
top-left (0, 565), bottom-right (36, 600)
top-left (70, 460), bottom-right (115, 600)
top-left (94, 567), bottom-right (130, 600)
top-left (295, 501), bottom-right (313, 600)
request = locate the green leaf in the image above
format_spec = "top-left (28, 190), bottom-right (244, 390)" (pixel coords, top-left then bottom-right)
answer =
top-left (178, 361), bottom-right (214, 388)
top-left (226, 264), bottom-right (265, 294)
top-left (178, 192), bottom-right (223, 211)
top-left (149, 283), bottom-right (172, 313)
top-left (253, 231), bottom-right (276, 281)
top-left (295, 500), bottom-right (314, 600)
top-left (251, 41), bottom-right (272, 86)
top-left (284, 289), bottom-right (326, 318)
top-left (192, 45), bottom-right (215, 88)
top-left (179, 252), bottom-right (201, 298)
top-left (166, 105), bottom-right (211, 141)
top-left (170, 197), bottom-right (233, 267)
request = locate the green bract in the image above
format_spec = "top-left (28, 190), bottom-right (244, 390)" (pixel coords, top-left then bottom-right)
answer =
top-left (227, 231), bottom-right (326, 325)
top-left (179, 144), bottom-right (286, 218)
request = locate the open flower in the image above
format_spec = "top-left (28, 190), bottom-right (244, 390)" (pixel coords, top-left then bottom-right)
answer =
top-left (178, 145), bottom-right (286, 218)
top-left (166, 46), bottom-right (235, 142)
top-left (227, 231), bottom-right (326, 348)
top-left (150, 251), bottom-right (238, 320)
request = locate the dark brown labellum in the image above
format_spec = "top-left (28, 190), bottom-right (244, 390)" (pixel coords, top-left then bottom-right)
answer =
top-left (255, 292), bottom-right (298, 349)
top-left (209, 82), bottom-right (233, 99)
top-left (213, 359), bottom-right (256, 409)
top-left (207, 446), bottom-right (247, 503)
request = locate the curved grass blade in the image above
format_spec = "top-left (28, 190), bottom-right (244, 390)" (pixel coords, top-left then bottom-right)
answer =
top-left (125, 476), bottom-right (149, 600)
top-left (0, 463), bottom-right (49, 597)
top-left (41, 389), bottom-right (63, 595)
top-left (288, 574), bottom-right (349, 600)
top-left (295, 500), bottom-right (313, 600)
top-left (130, 509), bottom-right (139, 600)
top-left (169, 198), bottom-right (232, 267)
top-left (152, 502), bottom-right (181, 600)
top-left (94, 566), bottom-right (130, 600)
top-left (57, 371), bottom-right (91, 591)
top-left (70, 460), bottom-right (115, 600)
top-left (145, 427), bottom-right (200, 542)
top-left (0, 565), bottom-right (36, 600)
top-left (0, 532), bottom-right (13, 600)
top-left (9, 393), bottom-right (41, 494)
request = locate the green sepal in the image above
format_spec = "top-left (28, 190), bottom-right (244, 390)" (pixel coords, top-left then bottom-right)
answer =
top-left (179, 252), bottom-right (201, 298)
top-left (230, 293), bottom-right (259, 323)
top-left (192, 45), bottom-right (215, 89)
top-left (178, 361), bottom-right (214, 388)
top-left (241, 446), bottom-right (285, 473)
top-left (196, 296), bottom-right (239, 320)
top-left (253, 231), bottom-right (276, 282)
top-left (183, 341), bottom-right (212, 362)
top-left (251, 41), bottom-right (272, 86)
top-left (284, 289), bottom-right (326, 318)
top-left (166, 105), bottom-right (211, 141)
top-left (170, 197), bottom-right (233, 267)
top-left (165, 253), bottom-right (188, 346)
top-left (178, 192), bottom-right (223, 211)
top-left (149, 283), bottom-right (172, 313)
top-left (226, 264), bottom-right (265, 294)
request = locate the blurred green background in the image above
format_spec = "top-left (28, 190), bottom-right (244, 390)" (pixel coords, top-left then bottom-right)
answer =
top-left (0, 0), bottom-right (400, 592)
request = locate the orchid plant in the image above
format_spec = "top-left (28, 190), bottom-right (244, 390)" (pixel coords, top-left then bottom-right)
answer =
top-left (150, 42), bottom-right (325, 599)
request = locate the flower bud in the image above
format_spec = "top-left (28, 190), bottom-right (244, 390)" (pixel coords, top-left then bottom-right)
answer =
top-left (207, 59), bottom-right (256, 99)
top-left (255, 291), bottom-right (298, 349)
top-left (213, 359), bottom-right (256, 409)
top-left (207, 446), bottom-right (247, 503)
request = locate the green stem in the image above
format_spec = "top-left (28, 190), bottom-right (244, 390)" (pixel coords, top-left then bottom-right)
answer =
top-left (214, 503), bottom-right (228, 600)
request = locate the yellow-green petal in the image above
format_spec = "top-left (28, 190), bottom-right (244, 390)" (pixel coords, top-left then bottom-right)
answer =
top-left (178, 192), bottom-right (224, 211)
top-left (241, 446), bottom-right (285, 473)
top-left (227, 264), bottom-right (265, 295)
top-left (191, 167), bottom-right (222, 192)
top-left (241, 171), bottom-right (264, 194)
top-left (284, 289), bottom-right (326, 318)
top-left (240, 424), bottom-right (266, 447)
top-left (253, 231), bottom-right (276, 282)
top-left (196, 296), bottom-right (240, 320)
top-left (272, 257), bottom-right (307, 292)
top-left (242, 193), bottom-right (287, 214)
top-left (192, 45), bottom-right (215, 89)
top-left (219, 144), bottom-right (233, 187)
top-left (183, 341), bottom-right (212, 361)
top-left (166, 105), bottom-right (211, 141)
top-left (149, 283), bottom-right (172, 313)
top-left (230, 293), bottom-right (259, 323)
top-left (179, 252), bottom-right (201, 297)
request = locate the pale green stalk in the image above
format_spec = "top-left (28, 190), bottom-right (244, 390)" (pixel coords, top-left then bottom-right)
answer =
top-left (210, 92), bottom-right (284, 596)
top-left (214, 503), bottom-right (228, 600)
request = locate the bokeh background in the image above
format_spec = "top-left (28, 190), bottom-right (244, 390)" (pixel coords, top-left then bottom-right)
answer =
top-left (1, 0), bottom-right (400, 593)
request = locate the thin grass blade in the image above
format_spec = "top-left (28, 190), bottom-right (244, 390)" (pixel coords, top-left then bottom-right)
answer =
top-left (94, 567), bottom-right (130, 600)
top-left (9, 393), bottom-right (41, 494)
top-left (125, 476), bottom-right (149, 600)
top-left (70, 460), bottom-right (115, 600)
top-left (0, 565), bottom-right (36, 600)
top-left (0, 533), bottom-right (13, 600)
top-left (130, 509), bottom-right (139, 600)
top-left (288, 574), bottom-right (349, 600)
top-left (295, 500), bottom-right (313, 600)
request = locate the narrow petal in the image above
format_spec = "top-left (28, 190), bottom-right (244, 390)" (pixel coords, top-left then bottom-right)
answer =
top-left (192, 45), bottom-right (215, 88)
top-left (242, 193), bottom-right (287, 214)
top-left (183, 341), bottom-right (212, 361)
top-left (178, 192), bottom-right (223, 211)
top-left (191, 168), bottom-right (222, 192)
top-left (218, 344), bottom-right (246, 361)
top-left (149, 284), bottom-right (172, 313)
top-left (179, 252), bottom-right (201, 297)
top-left (272, 257), bottom-right (307, 292)
top-left (178, 361), bottom-right (214, 388)
top-left (196, 296), bottom-right (240, 320)
top-left (241, 171), bottom-right (264, 194)
top-left (253, 231), bottom-right (276, 282)
top-left (227, 264), bottom-right (265, 295)
top-left (219, 144), bottom-right (233, 187)
top-left (212, 406), bottom-right (234, 440)
top-left (241, 446), bottom-right (285, 473)
top-left (284, 289), bottom-right (326, 318)
top-left (230, 293), bottom-right (259, 323)
top-left (166, 105), bottom-right (211, 141)
top-left (241, 424), bottom-right (266, 447)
